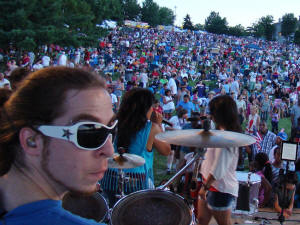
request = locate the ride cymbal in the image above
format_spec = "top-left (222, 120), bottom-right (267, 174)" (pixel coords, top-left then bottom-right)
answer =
top-left (156, 129), bottom-right (256, 148)
top-left (108, 153), bottom-right (145, 169)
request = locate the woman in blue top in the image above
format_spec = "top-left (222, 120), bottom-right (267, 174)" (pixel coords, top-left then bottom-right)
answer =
top-left (101, 88), bottom-right (170, 207)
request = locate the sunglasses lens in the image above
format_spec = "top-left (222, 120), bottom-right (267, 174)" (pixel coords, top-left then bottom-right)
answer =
top-left (77, 124), bottom-right (111, 149)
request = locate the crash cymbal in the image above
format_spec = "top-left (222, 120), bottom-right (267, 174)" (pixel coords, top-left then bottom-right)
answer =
top-left (156, 129), bottom-right (256, 148)
top-left (108, 153), bottom-right (145, 169)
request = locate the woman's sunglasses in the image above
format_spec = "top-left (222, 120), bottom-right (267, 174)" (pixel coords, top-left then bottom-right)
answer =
top-left (37, 120), bottom-right (118, 151)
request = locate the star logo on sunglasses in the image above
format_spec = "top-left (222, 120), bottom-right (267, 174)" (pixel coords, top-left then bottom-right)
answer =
top-left (62, 129), bottom-right (73, 140)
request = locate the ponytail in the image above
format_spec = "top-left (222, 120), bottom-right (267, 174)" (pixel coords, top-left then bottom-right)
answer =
top-left (263, 161), bottom-right (273, 184)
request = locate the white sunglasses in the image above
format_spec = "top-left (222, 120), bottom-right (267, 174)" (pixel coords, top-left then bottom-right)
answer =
top-left (37, 120), bottom-right (118, 151)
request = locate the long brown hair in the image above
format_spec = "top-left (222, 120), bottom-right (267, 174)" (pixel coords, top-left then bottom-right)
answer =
top-left (209, 95), bottom-right (242, 133)
top-left (0, 67), bottom-right (106, 176)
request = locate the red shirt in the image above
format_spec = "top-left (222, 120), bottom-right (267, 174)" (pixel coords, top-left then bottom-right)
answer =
top-left (153, 106), bottom-right (163, 114)
top-left (152, 71), bottom-right (159, 77)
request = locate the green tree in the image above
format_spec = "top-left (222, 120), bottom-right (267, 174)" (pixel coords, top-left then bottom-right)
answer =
top-left (227, 24), bottom-right (245, 37)
top-left (204, 11), bottom-right (228, 34)
top-left (158, 7), bottom-right (174, 25)
top-left (96, 0), bottom-right (124, 24)
top-left (295, 30), bottom-right (300, 45)
top-left (257, 15), bottom-right (274, 41)
top-left (249, 22), bottom-right (264, 38)
top-left (281, 13), bottom-right (298, 38)
top-left (183, 14), bottom-right (194, 30)
top-left (122, 0), bottom-right (141, 21)
top-left (0, 1), bottom-right (36, 49)
top-left (194, 23), bottom-right (204, 31)
top-left (141, 0), bottom-right (160, 26)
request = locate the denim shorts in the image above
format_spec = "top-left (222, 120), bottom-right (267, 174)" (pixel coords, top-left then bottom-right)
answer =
top-left (206, 191), bottom-right (235, 211)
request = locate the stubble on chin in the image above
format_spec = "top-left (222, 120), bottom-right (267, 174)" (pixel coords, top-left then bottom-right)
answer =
top-left (41, 146), bottom-right (97, 197)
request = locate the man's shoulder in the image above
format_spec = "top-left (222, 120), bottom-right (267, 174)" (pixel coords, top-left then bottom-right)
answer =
top-left (266, 130), bottom-right (276, 139)
top-left (3, 200), bottom-right (101, 225)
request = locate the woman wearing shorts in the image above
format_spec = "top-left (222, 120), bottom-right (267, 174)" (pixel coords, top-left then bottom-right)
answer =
top-left (197, 95), bottom-right (241, 225)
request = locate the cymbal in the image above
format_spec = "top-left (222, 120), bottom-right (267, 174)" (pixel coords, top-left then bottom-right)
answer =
top-left (156, 129), bottom-right (256, 148)
top-left (108, 153), bottom-right (145, 169)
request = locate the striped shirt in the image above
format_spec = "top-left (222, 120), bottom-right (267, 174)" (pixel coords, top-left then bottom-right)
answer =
top-left (253, 131), bottom-right (276, 156)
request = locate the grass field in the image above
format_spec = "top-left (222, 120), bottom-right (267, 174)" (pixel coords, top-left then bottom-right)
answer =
top-left (153, 117), bottom-right (292, 185)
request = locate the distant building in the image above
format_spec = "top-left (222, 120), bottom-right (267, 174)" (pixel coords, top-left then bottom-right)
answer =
top-left (273, 17), bottom-right (300, 42)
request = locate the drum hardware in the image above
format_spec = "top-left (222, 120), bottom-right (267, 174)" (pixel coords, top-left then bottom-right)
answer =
top-left (110, 189), bottom-right (192, 225)
top-left (107, 152), bottom-right (146, 200)
top-left (115, 168), bottom-right (129, 199)
top-left (189, 150), bottom-right (203, 200)
top-left (233, 172), bottom-right (261, 215)
top-left (157, 152), bottom-right (203, 191)
top-left (62, 192), bottom-right (109, 223)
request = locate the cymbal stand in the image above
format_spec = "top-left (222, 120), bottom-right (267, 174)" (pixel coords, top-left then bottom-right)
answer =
top-left (157, 152), bottom-right (203, 190)
top-left (115, 169), bottom-right (128, 199)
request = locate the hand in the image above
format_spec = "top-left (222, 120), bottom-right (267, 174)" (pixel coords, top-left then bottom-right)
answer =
top-left (151, 111), bottom-right (163, 124)
top-left (198, 186), bottom-right (208, 201)
top-left (283, 211), bottom-right (290, 218)
top-left (285, 208), bottom-right (292, 216)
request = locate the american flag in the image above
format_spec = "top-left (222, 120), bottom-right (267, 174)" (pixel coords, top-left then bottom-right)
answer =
top-left (252, 127), bottom-right (262, 151)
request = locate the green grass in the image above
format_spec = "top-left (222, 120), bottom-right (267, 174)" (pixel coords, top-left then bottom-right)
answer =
top-left (153, 150), bottom-right (172, 186)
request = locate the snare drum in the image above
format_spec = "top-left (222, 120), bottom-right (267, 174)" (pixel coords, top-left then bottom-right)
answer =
top-left (62, 192), bottom-right (109, 222)
top-left (111, 189), bottom-right (192, 225)
top-left (232, 171), bottom-right (261, 215)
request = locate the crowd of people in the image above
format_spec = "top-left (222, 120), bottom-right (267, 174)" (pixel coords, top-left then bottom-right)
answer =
top-left (1, 26), bottom-right (300, 224)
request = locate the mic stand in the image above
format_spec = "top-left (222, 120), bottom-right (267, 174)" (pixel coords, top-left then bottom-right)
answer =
top-left (278, 161), bottom-right (289, 225)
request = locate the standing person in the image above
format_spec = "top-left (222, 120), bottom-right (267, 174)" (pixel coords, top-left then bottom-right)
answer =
top-left (0, 67), bottom-right (115, 225)
top-left (162, 89), bottom-right (175, 119)
top-left (138, 68), bottom-right (148, 88)
top-left (290, 97), bottom-right (300, 141)
top-left (235, 94), bottom-right (246, 119)
top-left (0, 72), bottom-right (10, 88)
top-left (100, 88), bottom-right (170, 207)
top-left (58, 51), bottom-right (67, 66)
top-left (245, 105), bottom-right (260, 135)
top-left (197, 95), bottom-right (241, 225)
top-left (41, 54), bottom-right (51, 67)
top-left (165, 109), bottom-right (188, 174)
top-left (260, 93), bottom-right (271, 122)
top-left (168, 73), bottom-right (178, 97)
top-left (271, 106), bottom-right (280, 134)
top-left (113, 77), bottom-right (125, 106)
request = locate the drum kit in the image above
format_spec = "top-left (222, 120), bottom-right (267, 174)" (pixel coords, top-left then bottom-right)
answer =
top-left (63, 128), bottom-right (258, 225)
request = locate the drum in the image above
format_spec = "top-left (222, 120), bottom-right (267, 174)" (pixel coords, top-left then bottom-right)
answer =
top-left (62, 192), bottom-right (109, 222)
top-left (111, 189), bottom-right (192, 225)
top-left (232, 171), bottom-right (261, 215)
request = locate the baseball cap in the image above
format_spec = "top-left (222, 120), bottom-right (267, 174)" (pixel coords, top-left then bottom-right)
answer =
top-left (277, 132), bottom-right (288, 141)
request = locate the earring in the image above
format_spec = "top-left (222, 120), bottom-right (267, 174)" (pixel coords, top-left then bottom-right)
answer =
top-left (27, 137), bottom-right (37, 148)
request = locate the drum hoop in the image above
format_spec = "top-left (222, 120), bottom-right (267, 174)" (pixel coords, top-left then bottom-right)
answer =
top-left (95, 192), bottom-right (109, 221)
top-left (111, 189), bottom-right (191, 225)
top-left (62, 192), bottom-right (109, 222)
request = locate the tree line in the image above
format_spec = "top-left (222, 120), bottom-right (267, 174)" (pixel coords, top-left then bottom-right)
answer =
top-left (0, 0), bottom-right (175, 50)
top-left (1, 0), bottom-right (299, 51)
top-left (183, 12), bottom-right (300, 44)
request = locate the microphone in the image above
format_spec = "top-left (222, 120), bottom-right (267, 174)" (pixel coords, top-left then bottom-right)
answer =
top-left (162, 119), bottom-right (173, 127)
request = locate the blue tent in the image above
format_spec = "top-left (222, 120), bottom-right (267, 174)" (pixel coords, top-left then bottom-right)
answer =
top-left (245, 44), bottom-right (262, 50)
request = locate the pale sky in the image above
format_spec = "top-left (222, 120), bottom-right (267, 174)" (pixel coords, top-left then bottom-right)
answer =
top-left (138, 0), bottom-right (300, 28)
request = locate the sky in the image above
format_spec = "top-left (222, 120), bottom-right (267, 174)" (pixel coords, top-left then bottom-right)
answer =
top-left (138, 0), bottom-right (300, 28)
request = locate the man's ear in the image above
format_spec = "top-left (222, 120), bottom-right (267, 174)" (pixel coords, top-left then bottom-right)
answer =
top-left (19, 127), bottom-right (44, 156)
